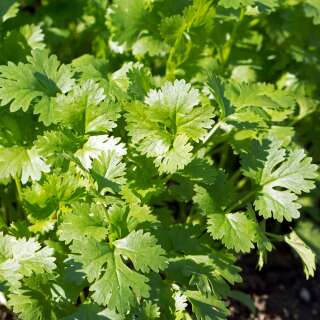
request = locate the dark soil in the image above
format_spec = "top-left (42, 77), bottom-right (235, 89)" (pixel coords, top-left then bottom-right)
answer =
top-left (0, 306), bottom-right (15, 320)
top-left (229, 244), bottom-right (320, 320)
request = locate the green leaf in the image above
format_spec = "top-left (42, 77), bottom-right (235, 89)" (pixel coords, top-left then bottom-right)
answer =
top-left (58, 203), bottom-right (108, 244)
top-left (182, 158), bottom-right (219, 185)
top-left (127, 64), bottom-right (153, 100)
top-left (54, 80), bottom-right (120, 134)
top-left (242, 141), bottom-right (318, 222)
top-left (71, 54), bottom-right (109, 83)
top-left (8, 274), bottom-right (64, 320)
top-left (91, 254), bottom-right (149, 315)
top-left (0, 50), bottom-right (74, 125)
top-left (71, 230), bottom-right (166, 315)
top-left (194, 184), bottom-right (255, 252)
top-left (185, 290), bottom-right (230, 320)
top-left (134, 301), bottom-right (160, 319)
top-left (91, 147), bottom-right (127, 194)
top-left (132, 36), bottom-right (169, 57)
top-left (62, 304), bottom-right (123, 320)
top-left (108, 0), bottom-right (159, 47)
top-left (153, 134), bottom-right (193, 174)
top-left (114, 230), bottom-right (167, 273)
top-left (296, 220), bottom-right (320, 263)
top-left (160, 15), bottom-right (185, 45)
top-left (207, 212), bottom-right (256, 253)
top-left (219, 0), bottom-right (279, 13)
top-left (127, 204), bottom-right (158, 231)
top-left (0, 0), bottom-right (19, 23)
top-left (247, 207), bottom-right (272, 269)
top-left (225, 81), bottom-right (295, 122)
top-left (126, 80), bottom-right (214, 173)
top-left (0, 233), bottom-right (56, 287)
top-left (304, 0), bottom-right (320, 24)
top-left (193, 173), bottom-right (236, 215)
top-left (285, 231), bottom-right (316, 279)
top-left (0, 146), bottom-right (50, 184)
top-left (76, 135), bottom-right (126, 170)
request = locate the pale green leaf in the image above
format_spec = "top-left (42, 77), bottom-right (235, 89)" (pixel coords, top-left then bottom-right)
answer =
top-left (0, 146), bottom-right (50, 184)
top-left (91, 150), bottom-right (127, 193)
top-left (75, 135), bottom-right (126, 170)
top-left (126, 80), bottom-right (214, 173)
top-left (0, 233), bottom-right (56, 287)
top-left (54, 80), bottom-right (119, 134)
top-left (242, 141), bottom-right (318, 222)
top-left (285, 231), bottom-right (316, 279)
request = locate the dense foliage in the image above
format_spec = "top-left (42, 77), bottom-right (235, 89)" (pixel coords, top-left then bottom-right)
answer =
top-left (0, 0), bottom-right (319, 319)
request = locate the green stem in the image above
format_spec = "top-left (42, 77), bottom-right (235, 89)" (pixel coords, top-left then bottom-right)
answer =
top-left (14, 177), bottom-right (22, 202)
top-left (266, 232), bottom-right (284, 242)
top-left (14, 176), bottom-right (25, 219)
top-left (230, 169), bottom-right (242, 184)
top-left (220, 7), bottom-right (245, 68)
top-left (165, 28), bottom-right (186, 80)
top-left (219, 144), bottom-right (228, 168)
top-left (227, 189), bottom-right (256, 213)
top-left (79, 291), bottom-right (86, 304)
top-left (202, 121), bottom-right (223, 145)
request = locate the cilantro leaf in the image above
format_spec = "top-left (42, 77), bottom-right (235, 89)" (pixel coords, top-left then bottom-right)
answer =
top-left (114, 230), bottom-right (167, 273)
top-left (219, 0), bottom-right (279, 13)
top-left (242, 141), bottom-right (318, 222)
top-left (0, 146), bottom-right (50, 184)
top-left (58, 203), bottom-right (108, 244)
top-left (304, 0), bottom-right (320, 24)
top-left (0, 0), bottom-right (19, 24)
top-left (207, 212), bottom-right (256, 253)
top-left (185, 290), bottom-right (230, 320)
top-left (194, 185), bottom-right (255, 252)
top-left (0, 50), bottom-right (74, 125)
top-left (71, 230), bottom-right (166, 315)
top-left (134, 301), bottom-right (160, 320)
top-left (126, 80), bottom-right (214, 173)
top-left (285, 231), bottom-right (316, 279)
top-left (8, 274), bottom-right (63, 320)
top-left (76, 135), bottom-right (126, 170)
top-left (225, 81), bottom-right (295, 122)
top-left (54, 80), bottom-right (120, 134)
top-left (108, 0), bottom-right (159, 47)
top-left (0, 233), bottom-right (56, 287)
top-left (91, 147), bottom-right (127, 194)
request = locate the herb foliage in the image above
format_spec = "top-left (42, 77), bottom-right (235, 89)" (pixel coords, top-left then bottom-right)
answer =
top-left (0, 1), bottom-right (319, 319)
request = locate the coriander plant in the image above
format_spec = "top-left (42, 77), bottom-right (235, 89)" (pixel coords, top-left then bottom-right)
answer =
top-left (0, 1), bottom-right (319, 319)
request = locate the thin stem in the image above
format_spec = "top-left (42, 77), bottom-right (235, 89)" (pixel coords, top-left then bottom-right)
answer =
top-left (230, 169), bottom-right (242, 184)
top-left (79, 291), bottom-right (86, 304)
top-left (227, 189), bottom-right (256, 213)
top-left (220, 7), bottom-right (245, 68)
top-left (219, 144), bottom-right (228, 168)
top-left (165, 27), bottom-right (187, 80)
top-left (202, 121), bottom-right (223, 145)
top-left (14, 177), bottom-right (22, 202)
top-left (192, 121), bottom-right (223, 156)
top-left (266, 232), bottom-right (284, 242)
top-left (14, 177), bottom-right (25, 219)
